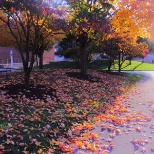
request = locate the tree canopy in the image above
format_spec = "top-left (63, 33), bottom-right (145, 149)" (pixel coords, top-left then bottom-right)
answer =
top-left (0, 0), bottom-right (153, 77)
top-left (0, 0), bottom-right (65, 86)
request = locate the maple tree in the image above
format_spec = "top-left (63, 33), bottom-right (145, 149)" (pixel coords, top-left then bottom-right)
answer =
top-left (102, 4), bottom-right (150, 72)
top-left (29, 1), bottom-right (66, 69)
top-left (0, 0), bottom-right (65, 86)
top-left (116, 0), bottom-right (154, 40)
top-left (65, 0), bottom-right (114, 75)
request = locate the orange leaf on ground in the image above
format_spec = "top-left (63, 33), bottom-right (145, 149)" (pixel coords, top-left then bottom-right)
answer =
top-left (91, 133), bottom-right (99, 140)
top-left (77, 141), bottom-right (83, 148)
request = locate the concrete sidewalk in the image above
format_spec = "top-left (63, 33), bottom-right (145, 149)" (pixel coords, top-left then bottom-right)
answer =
top-left (74, 71), bottom-right (154, 154)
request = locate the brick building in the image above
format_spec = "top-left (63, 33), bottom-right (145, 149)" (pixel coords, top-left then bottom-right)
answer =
top-left (0, 47), bottom-right (55, 68)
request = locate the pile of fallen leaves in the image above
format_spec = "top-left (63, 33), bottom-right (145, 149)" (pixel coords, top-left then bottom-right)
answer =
top-left (0, 69), bottom-right (140, 153)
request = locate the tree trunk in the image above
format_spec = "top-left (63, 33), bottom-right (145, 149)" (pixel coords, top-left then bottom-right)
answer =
top-left (23, 62), bottom-right (32, 88)
top-left (108, 60), bottom-right (112, 71)
top-left (118, 53), bottom-right (121, 72)
top-left (80, 48), bottom-right (87, 75)
top-left (35, 55), bottom-right (39, 65)
top-left (38, 52), bottom-right (43, 69)
top-left (22, 54), bottom-right (34, 88)
top-left (24, 69), bottom-right (31, 88)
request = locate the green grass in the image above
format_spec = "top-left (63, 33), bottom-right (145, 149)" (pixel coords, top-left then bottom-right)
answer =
top-left (112, 60), bottom-right (154, 71)
top-left (38, 60), bottom-right (154, 71)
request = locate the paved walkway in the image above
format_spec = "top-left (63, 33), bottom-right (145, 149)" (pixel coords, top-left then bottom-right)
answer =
top-left (74, 71), bottom-right (154, 154)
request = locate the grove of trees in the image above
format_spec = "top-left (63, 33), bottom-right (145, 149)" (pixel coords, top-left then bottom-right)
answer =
top-left (0, 0), bottom-right (153, 85)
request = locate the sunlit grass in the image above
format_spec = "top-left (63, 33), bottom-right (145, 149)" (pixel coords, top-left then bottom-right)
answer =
top-left (112, 60), bottom-right (154, 71)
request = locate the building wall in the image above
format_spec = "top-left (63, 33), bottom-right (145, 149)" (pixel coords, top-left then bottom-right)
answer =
top-left (0, 47), bottom-right (21, 63)
top-left (43, 46), bottom-right (55, 64)
top-left (0, 46), bottom-right (55, 68)
top-left (0, 47), bottom-right (22, 68)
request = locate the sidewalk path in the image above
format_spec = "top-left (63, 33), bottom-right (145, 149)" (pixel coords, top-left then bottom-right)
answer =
top-left (74, 71), bottom-right (154, 154)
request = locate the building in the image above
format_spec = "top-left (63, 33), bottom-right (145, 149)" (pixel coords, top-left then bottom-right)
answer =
top-left (0, 47), bottom-right (55, 68)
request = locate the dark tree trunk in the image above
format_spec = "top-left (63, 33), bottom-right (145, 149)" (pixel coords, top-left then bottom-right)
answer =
top-left (22, 53), bottom-right (35, 88)
top-left (118, 53), bottom-right (121, 72)
top-left (35, 55), bottom-right (39, 65)
top-left (108, 60), bottom-right (113, 71)
top-left (80, 48), bottom-right (87, 75)
top-left (38, 52), bottom-right (44, 69)
top-left (23, 62), bottom-right (32, 88)
top-left (24, 69), bottom-right (31, 88)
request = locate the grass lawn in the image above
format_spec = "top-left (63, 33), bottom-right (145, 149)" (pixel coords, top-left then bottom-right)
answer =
top-left (0, 69), bottom-right (142, 153)
top-left (34, 60), bottom-right (110, 70)
top-left (112, 60), bottom-right (154, 71)
top-left (38, 60), bottom-right (154, 71)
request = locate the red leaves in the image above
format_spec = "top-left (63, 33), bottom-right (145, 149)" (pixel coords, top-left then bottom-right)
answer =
top-left (91, 133), bottom-right (99, 140)
top-left (9, 7), bottom-right (17, 13)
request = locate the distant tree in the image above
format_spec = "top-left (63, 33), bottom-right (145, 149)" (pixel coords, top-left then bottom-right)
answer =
top-left (101, 37), bottom-right (120, 71)
top-left (57, 33), bottom-right (103, 62)
top-left (56, 33), bottom-right (80, 61)
top-left (107, 6), bottom-right (150, 72)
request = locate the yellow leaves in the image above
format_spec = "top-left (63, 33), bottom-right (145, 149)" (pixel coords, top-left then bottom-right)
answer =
top-left (92, 101), bottom-right (99, 108)
top-left (35, 141), bottom-right (41, 146)
top-left (5, 139), bottom-right (14, 145)
top-left (115, 129), bottom-right (121, 135)
top-left (120, 107), bottom-right (127, 112)
top-left (50, 139), bottom-right (58, 145)
top-left (120, 87), bottom-right (125, 92)
top-left (19, 143), bottom-right (25, 146)
top-left (116, 0), bottom-right (154, 39)
top-left (77, 141), bottom-right (83, 148)
top-left (66, 103), bottom-right (70, 107)
top-left (30, 127), bottom-right (34, 131)
top-left (22, 151), bottom-right (29, 154)
top-left (126, 115), bottom-right (133, 121)
top-left (37, 148), bottom-right (43, 154)
top-left (90, 144), bottom-right (97, 151)
top-left (111, 7), bottom-right (145, 41)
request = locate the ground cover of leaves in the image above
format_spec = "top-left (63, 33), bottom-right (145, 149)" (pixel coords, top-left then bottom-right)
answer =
top-left (0, 69), bottom-right (141, 154)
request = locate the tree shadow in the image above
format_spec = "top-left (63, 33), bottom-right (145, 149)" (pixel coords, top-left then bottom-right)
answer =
top-left (121, 62), bottom-right (143, 71)
top-left (98, 70), bottom-right (126, 76)
top-left (132, 62), bottom-right (143, 70)
top-left (65, 71), bottom-right (103, 83)
top-left (0, 83), bottom-right (58, 102)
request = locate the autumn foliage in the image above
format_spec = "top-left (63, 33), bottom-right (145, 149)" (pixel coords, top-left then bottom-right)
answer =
top-left (0, 69), bottom-right (140, 153)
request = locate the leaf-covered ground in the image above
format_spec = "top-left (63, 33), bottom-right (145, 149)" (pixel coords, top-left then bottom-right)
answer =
top-left (0, 69), bottom-right (141, 153)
